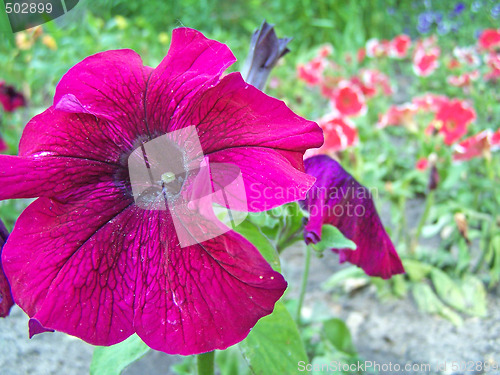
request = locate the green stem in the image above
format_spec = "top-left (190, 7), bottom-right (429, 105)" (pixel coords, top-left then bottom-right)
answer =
top-left (413, 190), bottom-right (435, 253)
top-left (296, 245), bottom-right (311, 325)
top-left (277, 229), bottom-right (303, 253)
top-left (197, 351), bottom-right (214, 375)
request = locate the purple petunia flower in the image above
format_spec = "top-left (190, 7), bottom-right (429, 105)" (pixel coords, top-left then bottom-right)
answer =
top-left (301, 155), bottom-right (404, 279)
top-left (0, 81), bottom-right (26, 113)
top-left (0, 219), bottom-right (14, 317)
top-left (0, 28), bottom-right (323, 354)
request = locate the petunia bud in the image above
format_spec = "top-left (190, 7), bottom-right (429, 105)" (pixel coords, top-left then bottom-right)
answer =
top-left (241, 21), bottom-right (292, 90)
top-left (428, 165), bottom-right (440, 191)
top-left (454, 212), bottom-right (470, 244)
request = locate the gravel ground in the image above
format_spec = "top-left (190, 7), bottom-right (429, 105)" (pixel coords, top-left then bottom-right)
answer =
top-left (2, 246), bottom-right (499, 375)
top-left (1, 197), bottom-right (499, 375)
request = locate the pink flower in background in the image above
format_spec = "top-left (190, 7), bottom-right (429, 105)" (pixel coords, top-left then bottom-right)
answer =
top-left (301, 155), bottom-right (405, 279)
top-left (430, 99), bottom-right (476, 145)
top-left (365, 38), bottom-right (389, 58)
top-left (0, 220), bottom-right (13, 317)
top-left (0, 81), bottom-right (26, 112)
top-left (413, 48), bottom-right (440, 77)
top-left (0, 28), bottom-right (323, 355)
top-left (415, 158), bottom-right (429, 171)
top-left (318, 44), bottom-right (333, 58)
top-left (331, 81), bottom-right (366, 117)
top-left (412, 93), bottom-right (449, 112)
top-left (297, 57), bottom-right (327, 86)
top-left (389, 34), bottom-right (411, 58)
top-left (357, 47), bottom-right (366, 63)
top-left (478, 29), bottom-right (500, 51)
top-left (492, 129), bottom-right (500, 150)
top-left (453, 130), bottom-right (500, 161)
top-left (352, 69), bottom-right (392, 98)
top-left (447, 70), bottom-right (479, 88)
top-left (377, 103), bottom-right (418, 129)
top-left (452, 46), bottom-right (480, 67)
top-left (318, 112), bottom-right (358, 152)
top-left (484, 52), bottom-right (500, 81)
top-left (412, 37), bottom-right (440, 77)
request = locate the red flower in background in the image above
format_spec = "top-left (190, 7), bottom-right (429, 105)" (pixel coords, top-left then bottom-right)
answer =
top-left (492, 129), bottom-right (500, 150)
top-left (297, 57), bottom-right (327, 86)
top-left (453, 46), bottom-right (480, 67)
top-left (430, 99), bottom-right (476, 145)
top-left (484, 52), bottom-right (500, 81)
top-left (415, 157), bottom-right (429, 171)
top-left (412, 93), bottom-right (449, 112)
top-left (0, 82), bottom-right (26, 112)
top-left (365, 38), bottom-right (389, 58)
top-left (331, 81), bottom-right (366, 117)
top-left (377, 103), bottom-right (418, 129)
top-left (453, 129), bottom-right (500, 161)
top-left (413, 49), bottom-right (440, 76)
top-left (351, 69), bottom-right (392, 98)
top-left (318, 112), bottom-right (358, 152)
top-left (447, 70), bottom-right (479, 88)
top-left (389, 34), bottom-right (411, 58)
top-left (413, 37), bottom-right (440, 77)
top-left (478, 29), bottom-right (500, 51)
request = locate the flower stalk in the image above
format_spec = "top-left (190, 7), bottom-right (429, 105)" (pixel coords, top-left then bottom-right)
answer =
top-left (296, 244), bottom-right (311, 325)
top-left (197, 351), bottom-right (215, 375)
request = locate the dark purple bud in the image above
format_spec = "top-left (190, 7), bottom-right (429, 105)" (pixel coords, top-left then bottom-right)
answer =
top-left (428, 165), bottom-right (440, 191)
top-left (241, 21), bottom-right (292, 91)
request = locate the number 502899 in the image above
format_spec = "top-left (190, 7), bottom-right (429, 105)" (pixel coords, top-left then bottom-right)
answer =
top-left (5, 2), bottom-right (53, 14)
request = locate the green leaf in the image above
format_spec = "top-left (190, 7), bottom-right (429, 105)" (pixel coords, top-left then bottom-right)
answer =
top-left (239, 302), bottom-right (309, 375)
top-left (313, 225), bottom-right (356, 252)
top-left (234, 220), bottom-right (281, 272)
top-left (412, 283), bottom-right (463, 326)
top-left (322, 266), bottom-right (366, 291)
top-left (461, 275), bottom-right (487, 317)
top-left (402, 259), bottom-right (432, 282)
top-left (391, 274), bottom-right (408, 298)
top-left (322, 318), bottom-right (356, 356)
top-left (430, 268), bottom-right (466, 312)
top-left (90, 334), bottom-right (150, 375)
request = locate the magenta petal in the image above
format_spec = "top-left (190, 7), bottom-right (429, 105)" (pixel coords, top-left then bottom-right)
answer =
top-left (53, 49), bottom-right (153, 140)
top-left (302, 155), bottom-right (404, 279)
top-left (146, 28), bottom-right (236, 134)
top-left (0, 219), bottom-right (13, 317)
top-left (181, 72), bottom-right (323, 154)
top-left (0, 155), bottom-right (121, 201)
top-left (133, 214), bottom-right (286, 355)
top-left (19, 107), bottom-right (133, 163)
top-left (209, 147), bottom-right (317, 211)
top-left (2, 196), bottom-right (135, 345)
top-left (29, 318), bottom-right (54, 338)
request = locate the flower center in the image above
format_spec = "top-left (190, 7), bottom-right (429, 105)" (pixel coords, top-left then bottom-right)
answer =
top-left (127, 134), bottom-right (189, 209)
